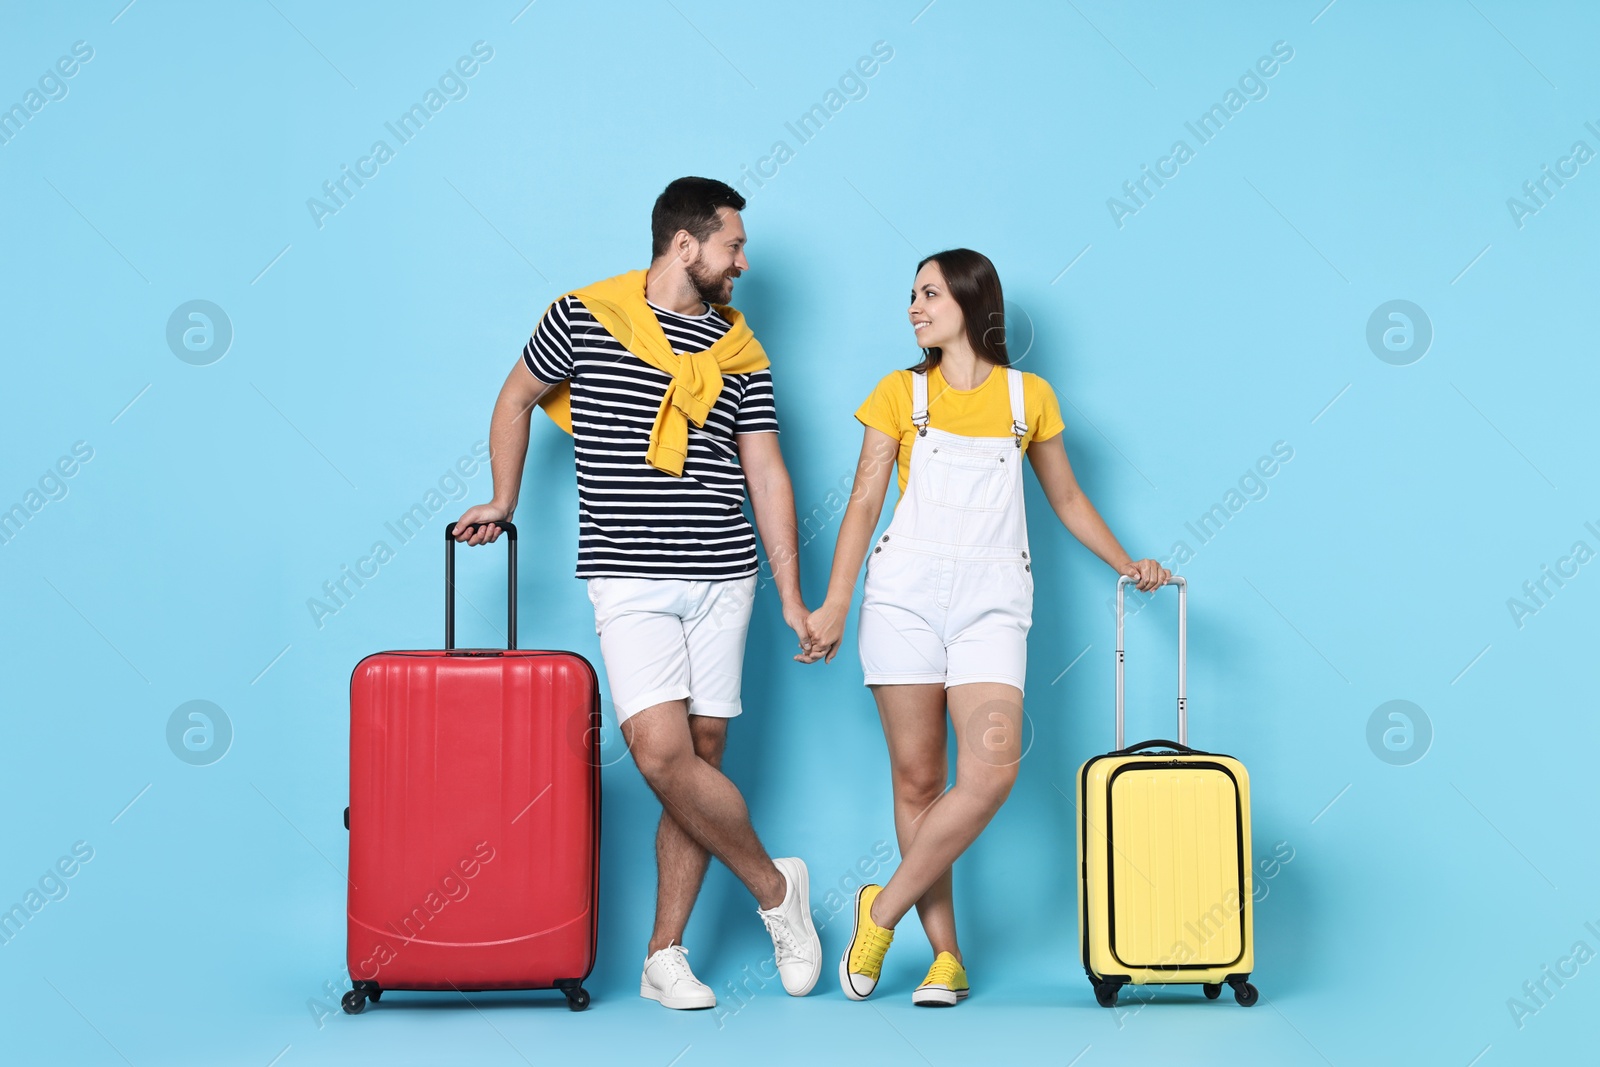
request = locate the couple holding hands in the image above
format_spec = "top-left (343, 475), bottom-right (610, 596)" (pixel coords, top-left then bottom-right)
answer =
top-left (453, 176), bottom-right (1169, 1010)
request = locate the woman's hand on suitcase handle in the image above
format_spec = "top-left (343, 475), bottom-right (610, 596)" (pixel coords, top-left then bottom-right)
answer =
top-left (453, 502), bottom-right (514, 546)
top-left (1121, 557), bottom-right (1171, 592)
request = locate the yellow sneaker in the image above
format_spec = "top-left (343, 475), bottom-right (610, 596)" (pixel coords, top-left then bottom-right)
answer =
top-left (839, 884), bottom-right (894, 1000)
top-left (912, 951), bottom-right (969, 1006)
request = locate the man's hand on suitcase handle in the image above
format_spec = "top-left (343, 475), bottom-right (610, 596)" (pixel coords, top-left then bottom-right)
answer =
top-left (1120, 558), bottom-right (1171, 592)
top-left (454, 502), bottom-right (514, 546)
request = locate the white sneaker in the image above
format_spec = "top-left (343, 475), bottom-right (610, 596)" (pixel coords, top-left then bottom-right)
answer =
top-left (640, 943), bottom-right (715, 1010)
top-left (756, 856), bottom-right (822, 996)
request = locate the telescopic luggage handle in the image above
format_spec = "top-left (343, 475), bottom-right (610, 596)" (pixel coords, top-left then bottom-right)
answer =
top-left (444, 522), bottom-right (517, 650)
top-left (1115, 573), bottom-right (1185, 749)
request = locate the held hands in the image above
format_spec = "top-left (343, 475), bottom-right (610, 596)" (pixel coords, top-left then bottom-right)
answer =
top-left (798, 598), bottom-right (847, 665)
top-left (782, 599), bottom-right (822, 664)
top-left (453, 501), bottom-right (513, 546)
top-left (1121, 557), bottom-right (1171, 592)
top-left (779, 598), bottom-right (843, 665)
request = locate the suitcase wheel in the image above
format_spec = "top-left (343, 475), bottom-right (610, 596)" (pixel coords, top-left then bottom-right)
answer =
top-left (343, 980), bottom-right (381, 1015)
top-left (1089, 976), bottom-right (1123, 1008)
top-left (1202, 983), bottom-right (1222, 1000)
top-left (1230, 980), bottom-right (1259, 1007)
top-left (557, 980), bottom-right (591, 1011)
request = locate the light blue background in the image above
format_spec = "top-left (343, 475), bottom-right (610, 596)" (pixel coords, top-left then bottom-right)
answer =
top-left (2, 1), bottom-right (1596, 1064)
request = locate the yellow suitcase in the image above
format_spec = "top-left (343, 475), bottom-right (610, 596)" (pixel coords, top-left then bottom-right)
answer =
top-left (1077, 576), bottom-right (1258, 1008)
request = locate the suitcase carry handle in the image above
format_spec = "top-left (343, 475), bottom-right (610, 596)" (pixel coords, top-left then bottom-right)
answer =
top-left (1115, 573), bottom-right (1185, 749)
top-left (444, 521), bottom-right (517, 650)
top-left (1111, 738), bottom-right (1197, 756)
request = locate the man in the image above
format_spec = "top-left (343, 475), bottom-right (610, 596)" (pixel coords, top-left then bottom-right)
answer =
top-left (454, 177), bottom-right (821, 1009)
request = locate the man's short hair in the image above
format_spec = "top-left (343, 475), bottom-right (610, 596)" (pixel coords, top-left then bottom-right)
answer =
top-left (651, 177), bottom-right (745, 259)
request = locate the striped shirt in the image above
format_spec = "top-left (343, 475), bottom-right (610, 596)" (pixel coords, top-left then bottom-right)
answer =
top-left (522, 294), bottom-right (780, 580)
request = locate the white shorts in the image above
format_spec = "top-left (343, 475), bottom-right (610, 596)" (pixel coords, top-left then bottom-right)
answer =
top-left (586, 575), bottom-right (756, 723)
top-left (857, 545), bottom-right (1032, 693)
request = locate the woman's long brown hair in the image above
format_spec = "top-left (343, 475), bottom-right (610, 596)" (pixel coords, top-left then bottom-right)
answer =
top-left (907, 248), bottom-right (1010, 373)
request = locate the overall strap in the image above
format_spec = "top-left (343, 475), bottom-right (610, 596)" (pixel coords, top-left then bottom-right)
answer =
top-left (911, 370), bottom-right (930, 436)
top-left (1006, 367), bottom-right (1027, 447)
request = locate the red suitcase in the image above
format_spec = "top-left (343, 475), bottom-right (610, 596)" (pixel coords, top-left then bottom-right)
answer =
top-left (342, 522), bottom-right (601, 1013)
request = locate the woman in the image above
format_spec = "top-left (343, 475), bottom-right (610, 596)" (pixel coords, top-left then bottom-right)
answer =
top-left (803, 249), bottom-right (1169, 1005)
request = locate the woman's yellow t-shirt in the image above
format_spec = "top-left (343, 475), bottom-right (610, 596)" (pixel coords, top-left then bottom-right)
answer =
top-left (854, 364), bottom-right (1067, 498)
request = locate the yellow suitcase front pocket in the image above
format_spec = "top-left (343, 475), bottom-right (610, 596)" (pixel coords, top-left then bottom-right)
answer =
top-left (1106, 764), bottom-right (1245, 970)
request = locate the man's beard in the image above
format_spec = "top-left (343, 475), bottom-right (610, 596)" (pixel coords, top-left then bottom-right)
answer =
top-left (687, 256), bottom-right (737, 305)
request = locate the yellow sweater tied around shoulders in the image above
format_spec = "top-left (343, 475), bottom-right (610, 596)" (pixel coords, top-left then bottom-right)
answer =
top-left (535, 269), bottom-right (769, 477)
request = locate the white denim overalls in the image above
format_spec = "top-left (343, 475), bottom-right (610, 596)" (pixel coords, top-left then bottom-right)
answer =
top-left (858, 367), bottom-right (1034, 692)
